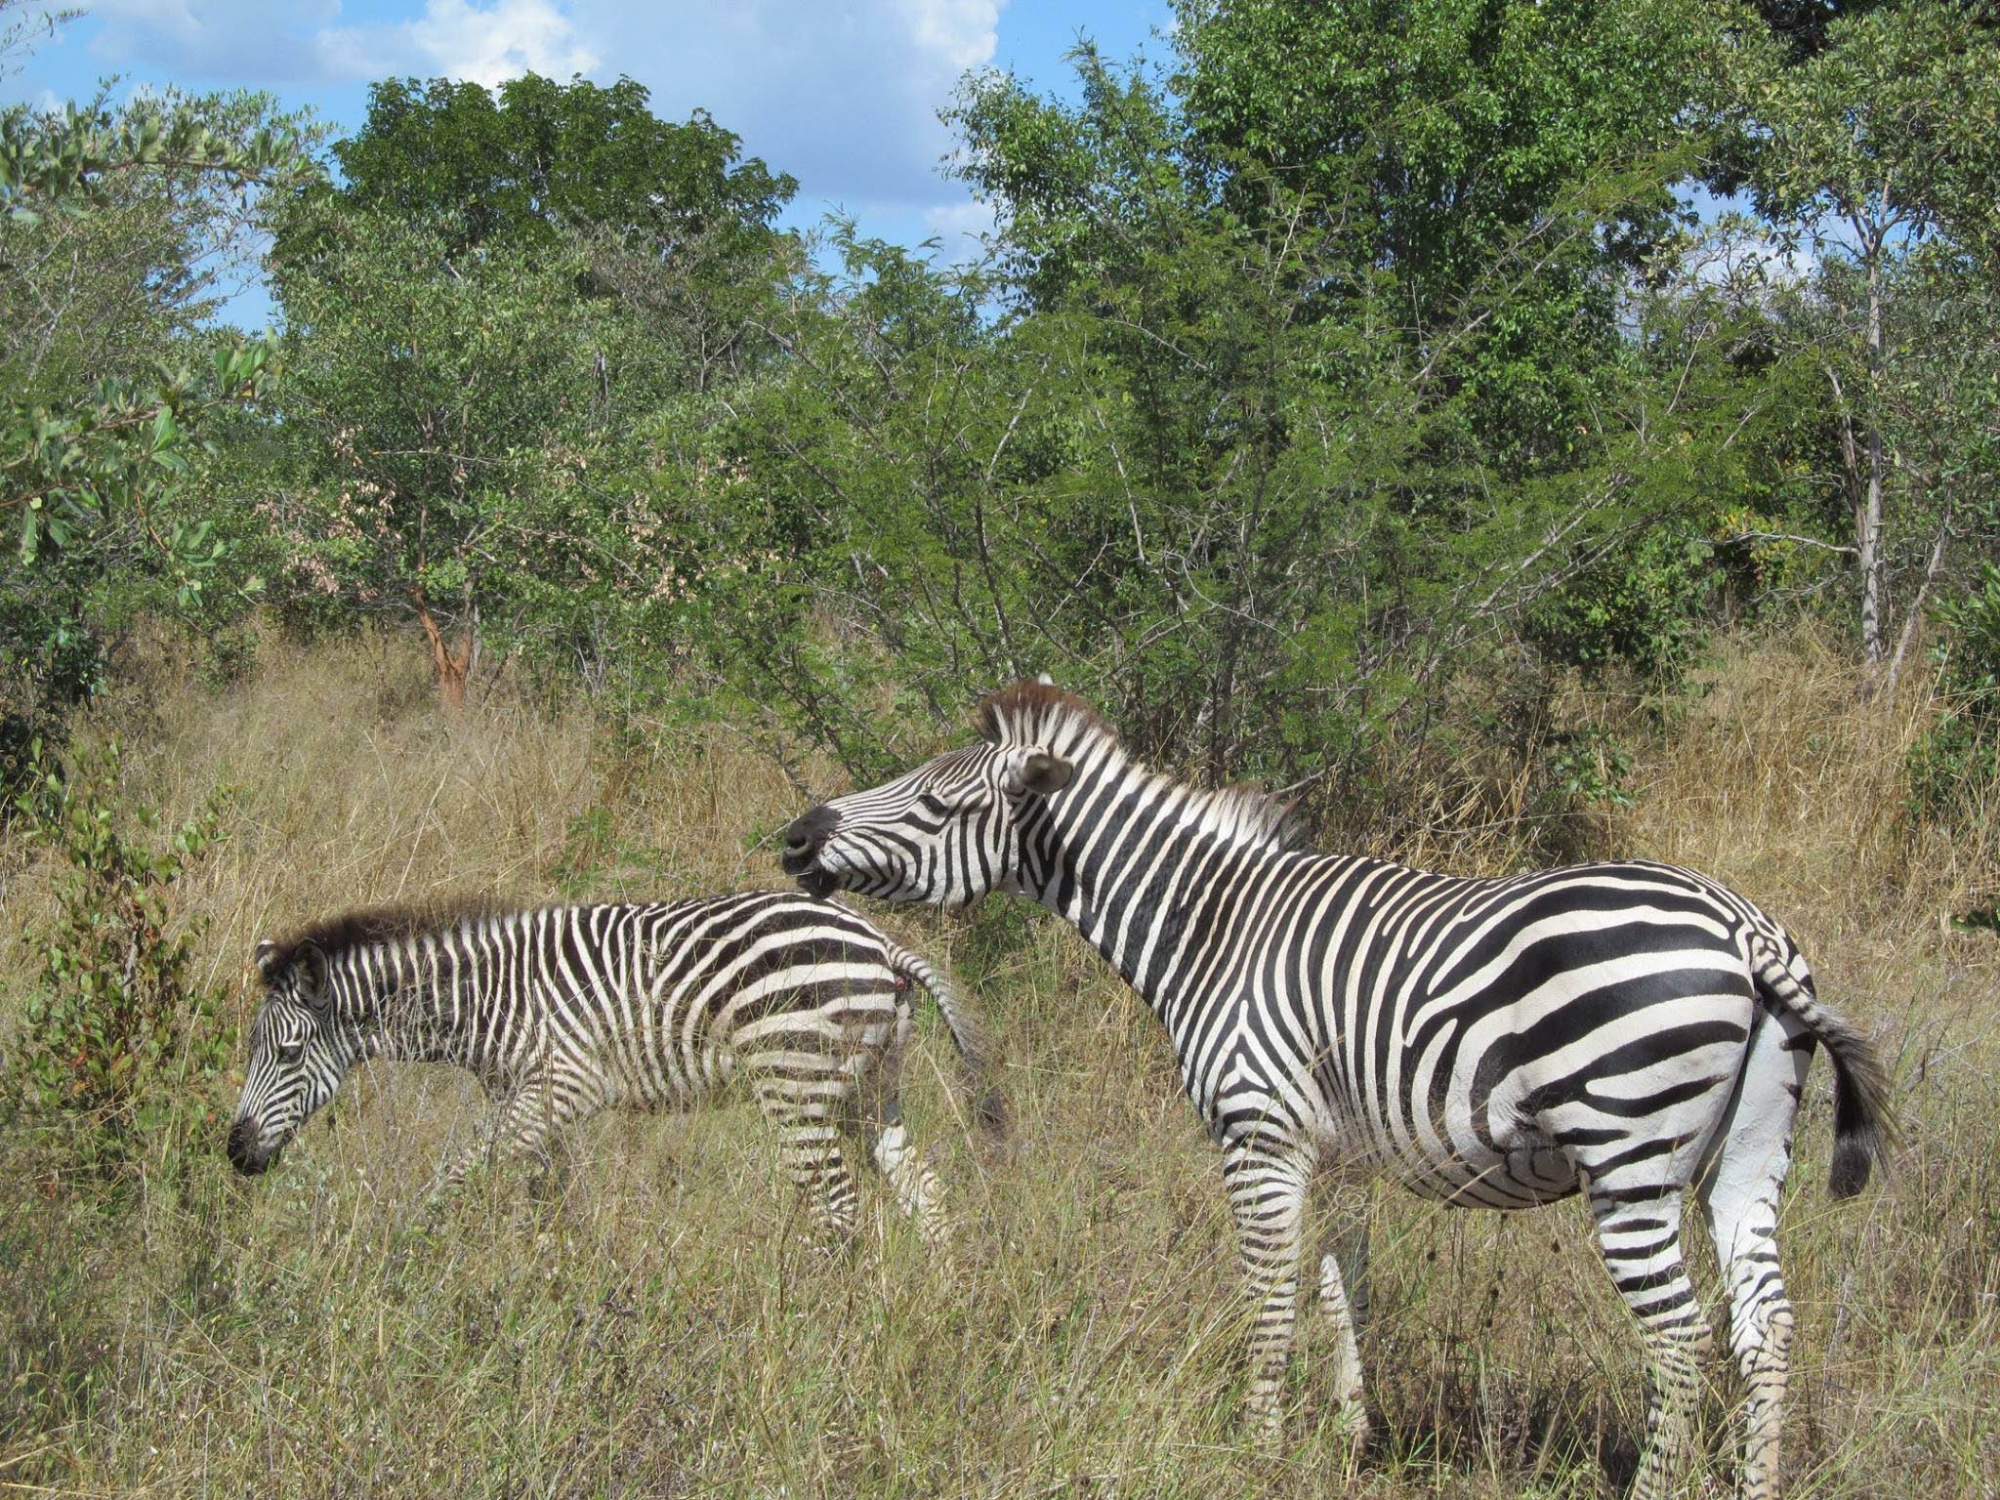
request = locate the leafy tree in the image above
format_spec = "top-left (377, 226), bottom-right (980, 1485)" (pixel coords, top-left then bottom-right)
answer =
top-left (326, 73), bottom-right (794, 255)
top-left (1908, 563), bottom-right (2000, 860)
top-left (677, 42), bottom-right (1773, 835)
top-left (1166, 0), bottom-right (1721, 469)
top-left (1, 83), bottom-right (306, 782)
top-left (1736, 0), bottom-right (2000, 664)
top-left (285, 74), bottom-right (798, 397)
top-left (266, 203), bottom-right (645, 708)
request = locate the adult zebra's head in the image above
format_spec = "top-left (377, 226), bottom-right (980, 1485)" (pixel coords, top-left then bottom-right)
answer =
top-left (782, 682), bottom-right (1092, 908)
top-left (227, 938), bottom-right (351, 1176)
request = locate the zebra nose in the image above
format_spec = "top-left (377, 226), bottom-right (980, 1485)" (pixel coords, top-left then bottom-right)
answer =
top-left (781, 806), bottom-right (837, 872)
top-left (226, 1117), bottom-right (267, 1175)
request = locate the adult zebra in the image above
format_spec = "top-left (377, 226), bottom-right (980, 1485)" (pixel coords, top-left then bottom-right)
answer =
top-left (228, 891), bottom-right (996, 1246)
top-left (781, 681), bottom-right (1893, 1500)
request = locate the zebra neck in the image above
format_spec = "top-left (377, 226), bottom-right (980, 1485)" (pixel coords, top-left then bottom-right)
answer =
top-left (1023, 755), bottom-right (1288, 1012)
top-left (334, 933), bottom-right (497, 1071)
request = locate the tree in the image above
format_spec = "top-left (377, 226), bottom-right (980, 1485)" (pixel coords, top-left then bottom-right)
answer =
top-left (1, 82), bottom-right (305, 782)
top-left (287, 73), bottom-right (799, 397)
top-left (1167, 0), bottom-right (1722, 475)
top-left (677, 30), bottom-right (1779, 830)
top-left (267, 203), bottom-right (637, 709)
top-left (327, 73), bottom-right (794, 253)
top-left (1739, 0), bottom-right (2000, 664)
top-left (254, 76), bottom-right (804, 704)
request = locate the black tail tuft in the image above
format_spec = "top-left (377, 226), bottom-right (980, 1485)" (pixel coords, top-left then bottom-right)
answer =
top-left (1825, 1028), bottom-right (1897, 1199)
top-left (1749, 932), bottom-right (1896, 1200)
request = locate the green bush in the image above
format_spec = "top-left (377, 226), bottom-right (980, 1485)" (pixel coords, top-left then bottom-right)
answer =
top-left (3, 737), bottom-right (234, 1188)
top-left (1908, 564), bottom-right (2000, 828)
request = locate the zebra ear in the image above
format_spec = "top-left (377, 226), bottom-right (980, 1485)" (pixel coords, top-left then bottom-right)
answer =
top-left (1006, 749), bottom-right (1073, 798)
top-left (297, 941), bottom-right (332, 1010)
top-left (253, 940), bottom-right (283, 980)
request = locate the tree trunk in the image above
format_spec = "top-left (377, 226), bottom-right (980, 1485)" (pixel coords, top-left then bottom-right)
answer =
top-left (415, 594), bottom-right (476, 714)
top-left (1884, 506), bottom-right (1950, 701)
top-left (1860, 242), bottom-right (1886, 664)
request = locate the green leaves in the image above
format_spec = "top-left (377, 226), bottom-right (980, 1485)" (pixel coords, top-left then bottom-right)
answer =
top-left (4, 336), bottom-right (282, 570)
top-left (0, 94), bottom-right (304, 222)
top-left (315, 73), bottom-right (795, 262)
top-left (1739, 1), bottom-right (2000, 255)
top-left (3, 737), bottom-right (234, 1187)
top-left (267, 202), bottom-right (644, 697)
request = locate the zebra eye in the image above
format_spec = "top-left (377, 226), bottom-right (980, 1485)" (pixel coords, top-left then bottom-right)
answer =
top-left (276, 1041), bottom-right (305, 1065)
top-left (916, 793), bottom-right (951, 816)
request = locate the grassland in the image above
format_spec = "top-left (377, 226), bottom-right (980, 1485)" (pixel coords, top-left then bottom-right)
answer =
top-left (1, 629), bottom-right (1995, 1498)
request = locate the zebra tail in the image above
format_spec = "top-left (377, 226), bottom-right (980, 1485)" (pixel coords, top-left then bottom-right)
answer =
top-left (1751, 935), bottom-right (1898, 1198)
top-left (886, 941), bottom-right (1009, 1141)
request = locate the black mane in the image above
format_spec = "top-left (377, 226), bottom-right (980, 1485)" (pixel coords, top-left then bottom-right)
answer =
top-left (257, 894), bottom-right (510, 975)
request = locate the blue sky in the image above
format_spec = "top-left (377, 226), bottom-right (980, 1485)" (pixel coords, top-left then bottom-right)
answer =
top-left (7, 0), bottom-right (1175, 325)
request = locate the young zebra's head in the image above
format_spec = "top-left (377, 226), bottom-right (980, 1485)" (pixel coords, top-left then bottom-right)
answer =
top-left (227, 938), bottom-right (352, 1176)
top-left (782, 681), bottom-right (1091, 908)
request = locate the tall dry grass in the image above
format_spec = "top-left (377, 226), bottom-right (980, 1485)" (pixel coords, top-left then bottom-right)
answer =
top-left (0, 625), bottom-right (1994, 1498)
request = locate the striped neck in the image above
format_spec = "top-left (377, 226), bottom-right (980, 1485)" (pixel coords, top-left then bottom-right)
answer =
top-left (324, 922), bottom-right (506, 1073)
top-left (1017, 738), bottom-right (1295, 1012)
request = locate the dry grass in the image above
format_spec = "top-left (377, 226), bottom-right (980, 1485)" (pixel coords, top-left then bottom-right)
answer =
top-left (1, 625), bottom-right (1995, 1498)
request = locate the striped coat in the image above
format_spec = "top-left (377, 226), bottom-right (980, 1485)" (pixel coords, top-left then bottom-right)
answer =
top-left (228, 891), bottom-right (993, 1244)
top-left (782, 681), bottom-right (1893, 1499)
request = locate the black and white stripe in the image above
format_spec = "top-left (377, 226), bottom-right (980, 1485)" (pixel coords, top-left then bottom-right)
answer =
top-left (227, 892), bottom-right (989, 1246)
top-left (783, 681), bottom-right (1893, 1499)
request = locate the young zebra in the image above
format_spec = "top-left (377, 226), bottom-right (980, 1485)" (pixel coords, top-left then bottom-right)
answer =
top-left (781, 681), bottom-right (1894, 1500)
top-left (227, 891), bottom-right (994, 1246)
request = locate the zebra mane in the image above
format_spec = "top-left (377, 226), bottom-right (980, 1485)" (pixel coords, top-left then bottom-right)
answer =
top-left (258, 894), bottom-right (511, 975)
top-left (976, 679), bottom-right (1114, 748)
top-left (975, 680), bottom-right (1304, 855)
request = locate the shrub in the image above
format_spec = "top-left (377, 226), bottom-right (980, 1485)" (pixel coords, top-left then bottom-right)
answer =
top-left (2, 737), bottom-right (234, 1189)
top-left (1908, 564), bottom-right (2000, 826)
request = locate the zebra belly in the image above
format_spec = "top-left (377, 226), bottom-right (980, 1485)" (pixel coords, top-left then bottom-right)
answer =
top-left (1304, 1089), bottom-right (1582, 1209)
top-left (1385, 1133), bottom-right (1583, 1209)
top-left (1305, 1095), bottom-right (1580, 1207)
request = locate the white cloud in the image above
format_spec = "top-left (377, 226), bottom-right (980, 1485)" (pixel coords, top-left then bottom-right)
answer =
top-left (565, 0), bottom-right (1010, 209)
top-left (920, 195), bottom-right (996, 264)
top-left (76, 0), bottom-right (593, 87)
top-left (69, 0), bottom-right (1009, 214)
top-left (403, 0), bottom-right (597, 86)
top-left (81, 0), bottom-right (344, 81)
top-left (896, 0), bottom-right (1002, 73)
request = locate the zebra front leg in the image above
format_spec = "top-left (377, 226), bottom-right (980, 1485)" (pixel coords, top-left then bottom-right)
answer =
top-left (1592, 1187), bottom-right (1714, 1500)
top-left (1314, 1202), bottom-right (1372, 1446)
top-left (1222, 1139), bottom-right (1313, 1448)
top-left (443, 1082), bottom-right (574, 1193)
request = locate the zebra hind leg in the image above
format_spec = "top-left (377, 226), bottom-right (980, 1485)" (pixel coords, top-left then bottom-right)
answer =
top-left (1221, 1139), bottom-right (1313, 1449)
top-left (1313, 1200), bottom-right (1372, 1449)
top-left (1591, 1187), bottom-right (1716, 1500)
top-left (866, 1009), bottom-right (953, 1252)
top-left (1700, 1010), bottom-right (1811, 1500)
top-left (753, 1075), bottom-right (865, 1246)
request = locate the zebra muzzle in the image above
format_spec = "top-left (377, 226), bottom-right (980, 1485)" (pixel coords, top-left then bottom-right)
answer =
top-left (226, 1116), bottom-right (275, 1176)
top-left (781, 807), bottom-right (839, 885)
